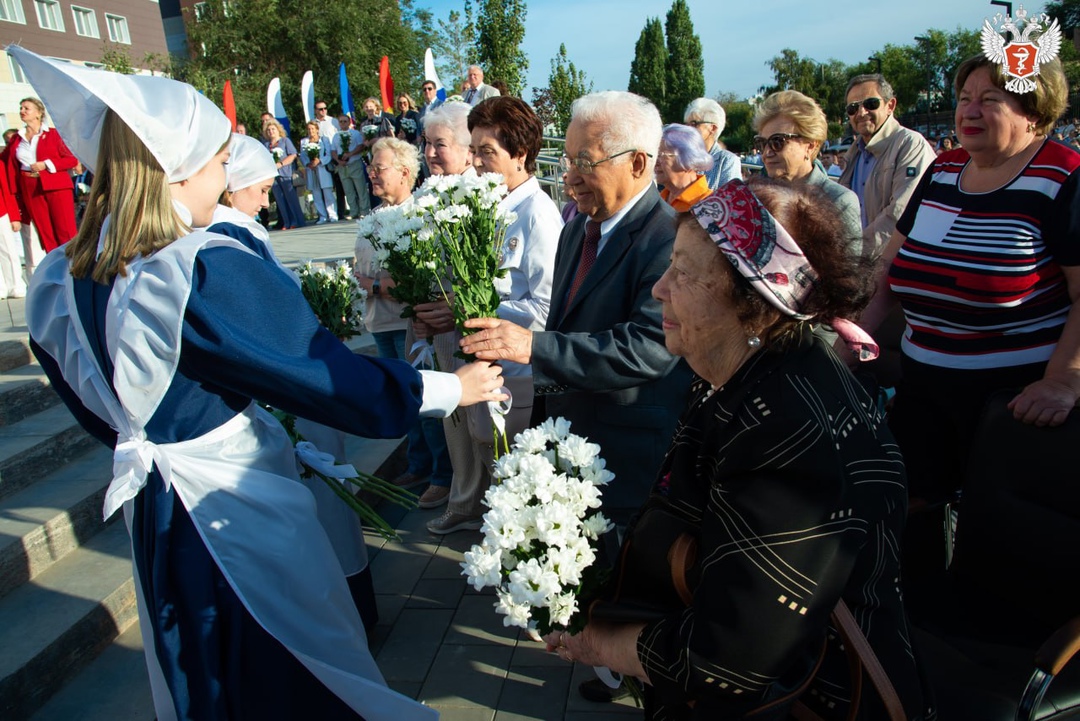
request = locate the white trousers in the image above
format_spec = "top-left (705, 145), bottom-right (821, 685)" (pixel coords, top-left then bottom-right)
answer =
top-left (0, 215), bottom-right (27, 298)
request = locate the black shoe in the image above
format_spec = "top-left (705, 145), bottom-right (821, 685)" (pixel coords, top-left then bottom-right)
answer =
top-left (578, 678), bottom-right (630, 703)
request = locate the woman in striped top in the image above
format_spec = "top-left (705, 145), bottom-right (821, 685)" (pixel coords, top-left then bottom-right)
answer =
top-left (861, 54), bottom-right (1080, 505)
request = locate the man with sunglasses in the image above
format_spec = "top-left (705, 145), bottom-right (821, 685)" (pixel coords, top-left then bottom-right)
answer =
top-left (839, 74), bottom-right (935, 259)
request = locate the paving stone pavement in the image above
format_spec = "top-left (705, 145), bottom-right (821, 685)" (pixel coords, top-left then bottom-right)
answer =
top-left (2, 222), bottom-right (646, 720)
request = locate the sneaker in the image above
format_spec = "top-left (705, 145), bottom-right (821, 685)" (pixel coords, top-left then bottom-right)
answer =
top-left (417, 485), bottom-right (450, 509)
top-left (426, 510), bottom-right (482, 535)
top-left (391, 472), bottom-right (428, 489)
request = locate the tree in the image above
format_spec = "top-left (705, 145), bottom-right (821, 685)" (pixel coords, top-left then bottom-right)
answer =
top-left (474, 0), bottom-right (528, 96)
top-left (178, 0), bottom-right (421, 132)
top-left (662, 0), bottom-right (705, 122)
top-left (434, 7), bottom-right (477, 95)
top-left (628, 18), bottom-right (666, 109)
top-left (540, 43), bottom-right (594, 134)
top-left (715, 92), bottom-right (755, 153)
top-left (100, 44), bottom-right (135, 74)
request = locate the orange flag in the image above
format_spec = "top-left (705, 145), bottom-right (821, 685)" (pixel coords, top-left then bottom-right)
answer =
top-left (223, 80), bottom-right (237, 131)
top-left (379, 56), bottom-right (394, 113)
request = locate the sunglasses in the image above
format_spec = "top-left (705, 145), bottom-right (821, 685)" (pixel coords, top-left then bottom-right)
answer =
top-left (845, 97), bottom-right (882, 116)
top-left (752, 133), bottom-right (803, 153)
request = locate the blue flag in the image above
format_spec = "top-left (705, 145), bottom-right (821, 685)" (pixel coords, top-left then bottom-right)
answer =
top-left (339, 63), bottom-right (354, 119)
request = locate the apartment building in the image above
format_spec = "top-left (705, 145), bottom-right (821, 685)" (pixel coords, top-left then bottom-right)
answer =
top-left (0, 0), bottom-right (168, 132)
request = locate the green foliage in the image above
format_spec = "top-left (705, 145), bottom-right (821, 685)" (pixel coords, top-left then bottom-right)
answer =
top-left (628, 18), bottom-right (666, 109)
top-left (433, 7), bottom-right (477, 94)
top-left (474, 0), bottom-right (528, 96)
top-left (100, 44), bottom-right (135, 74)
top-left (662, 0), bottom-right (705, 122)
top-left (755, 26), bottom-right (983, 130)
top-left (543, 44), bottom-right (593, 134)
top-left (715, 92), bottom-right (755, 153)
top-left (177, 0), bottom-right (426, 134)
top-left (1045, 0), bottom-right (1080, 30)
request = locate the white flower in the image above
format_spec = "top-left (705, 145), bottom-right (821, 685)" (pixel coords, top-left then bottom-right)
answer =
top-left (557, 435), bottom-right (600, 471)
top-left (495, 588), bottom-right (533, 628)
top-left (461, 546), bottom-right (502, 591)
top-left (582, 513), bottom-right (614, 540)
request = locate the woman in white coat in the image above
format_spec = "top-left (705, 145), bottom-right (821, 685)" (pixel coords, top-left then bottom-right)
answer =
top-left (302, 120), bottom-right (338, 223)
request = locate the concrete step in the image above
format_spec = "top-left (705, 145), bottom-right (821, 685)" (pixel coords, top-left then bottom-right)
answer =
top-left (0, 521), bottom-right (138, 721)
top-left (28, 622), bottom-right (154, 721)
top-left (0, 360), bottom-right (61, 427)
top-left (0, 336), bottom-right (31, 373)
top-left (0, 403), bottom-right (97, 502)
top-left (0, 444), bottom-right (112, 600)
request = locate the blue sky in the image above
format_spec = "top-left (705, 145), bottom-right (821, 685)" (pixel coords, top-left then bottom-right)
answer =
top-left (417, 1), bottom-right (1009, 99)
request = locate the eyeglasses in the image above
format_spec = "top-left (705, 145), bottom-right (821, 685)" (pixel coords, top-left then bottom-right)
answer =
top-left (752, 133), bottom-right (803, 153)
top-left (845, 97), bottom-right (883, 116)
top-left (367, 164), bottom-right (398, 177)
top-left (686, 120), bottom-right (715, 128)
top-left (315, 106), bottom-right (327, 111)
top-left (558, 149), bottom-right (649, 175)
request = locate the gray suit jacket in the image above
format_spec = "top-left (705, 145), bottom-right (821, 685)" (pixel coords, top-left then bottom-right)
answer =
top-left (466, 83), bottom-right (500, 105)
top-left (531, 185), bottom-right (692, 514)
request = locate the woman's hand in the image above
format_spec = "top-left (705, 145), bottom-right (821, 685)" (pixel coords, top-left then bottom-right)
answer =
top-left (454, 360), bottom-right (508, 407)
top-left (11, 221), bottom-right (20, 232)
top-left (542, 623), bottom-right (649, 682)
top-left (415, 299), bottom-right (456, 336)
top-left (31, 161), bottom-right (46, 173)
top-left (1008, 377), bottom-right (1080, 426)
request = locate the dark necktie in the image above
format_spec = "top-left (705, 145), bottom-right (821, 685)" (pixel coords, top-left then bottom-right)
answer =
top-left (466, 88), bottom-right (476, 103)
top-left (567, 220), bottom-right (601, 306)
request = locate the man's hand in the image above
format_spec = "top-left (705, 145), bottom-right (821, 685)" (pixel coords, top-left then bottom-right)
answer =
top-left (415, 299), bottom-right (456, 336)
top-left (461, 318), bottom-right (533, 365)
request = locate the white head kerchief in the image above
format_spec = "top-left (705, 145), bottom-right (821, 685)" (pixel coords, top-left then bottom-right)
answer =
top-left (227, 134), bottom-right (278, 193)
top-left (7, 45), bottom-right (230, 182)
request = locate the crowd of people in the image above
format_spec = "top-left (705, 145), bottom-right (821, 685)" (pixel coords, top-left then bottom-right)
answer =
top-left (8, 40), bottom-right (1079, 721)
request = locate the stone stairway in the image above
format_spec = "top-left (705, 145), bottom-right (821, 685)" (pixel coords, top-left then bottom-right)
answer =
top-left (0, 321), bottom-right (139, 721)
top-left (0, 300), bottom-right (398, 721)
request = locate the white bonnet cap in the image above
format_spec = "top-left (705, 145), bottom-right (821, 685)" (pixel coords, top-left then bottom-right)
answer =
top-left (227, 134), bottom-right (277, 192)
top-left (7, 46), bottom-right (230, 183)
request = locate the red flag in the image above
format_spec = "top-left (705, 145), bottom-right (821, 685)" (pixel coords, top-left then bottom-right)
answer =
top-left (379, 56), bottom-right (394, 114)
top-left (223, 80), bottom-right (237, 131)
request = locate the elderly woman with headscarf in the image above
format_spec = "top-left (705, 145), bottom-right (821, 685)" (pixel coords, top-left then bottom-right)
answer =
top-left (655, 123), bottom-right (714, 212)
top-left (15, 47), bottom-right (505, 720)
top-left (544, 178), bottom-right (932, 720)
top-left (683, 98), bottom-right (742, 188)
top-left (752, 90), bottom-right (862, 254)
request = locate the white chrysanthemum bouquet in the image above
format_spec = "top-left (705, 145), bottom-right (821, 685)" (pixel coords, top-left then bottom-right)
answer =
top-left (296, 260), bottom-right (366, 341)
top-left (462, 417), bottom-right (614, 635)
top-left (414, 172), bottom-right (517, 362)
top-left (301, 139), bottom-right (320, 162)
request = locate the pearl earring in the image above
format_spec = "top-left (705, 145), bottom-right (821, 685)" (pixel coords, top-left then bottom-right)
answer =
top-left (747, 335), bottom-right (762, 349)
top-left (1028, 121), bottom-right (1037, 133)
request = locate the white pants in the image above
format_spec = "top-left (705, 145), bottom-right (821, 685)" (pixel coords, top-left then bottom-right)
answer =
top-left (0, 215), bottom-right (27, 298)
top-left (312, 185), bottom-right (338, 222)
top-left (20, 222), bottom-right (45, 281)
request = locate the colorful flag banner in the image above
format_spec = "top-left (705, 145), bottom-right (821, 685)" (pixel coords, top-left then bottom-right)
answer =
top-left (301, 70), bottom-right (314, 123)
top-left (424, 48), bottom-right (447, 102)
top-left (223, 79), bottom-right (236, 131)
top-left (379, 56), bottom-right (395, 114)
top-left (339, 63), bottom-right (354, 119)
top-left (267, 77), bottom-right (289, 134)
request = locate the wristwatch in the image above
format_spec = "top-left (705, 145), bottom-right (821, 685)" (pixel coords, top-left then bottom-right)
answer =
top-left (372, 280), bottom-right (381, 297)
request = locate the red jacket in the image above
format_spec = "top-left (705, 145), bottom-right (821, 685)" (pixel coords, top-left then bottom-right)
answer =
top-left (4, 127), bottom-right (78, 221)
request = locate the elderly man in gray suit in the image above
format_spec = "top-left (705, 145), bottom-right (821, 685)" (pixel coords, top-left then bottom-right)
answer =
top-left (463, 65), bottom-right (501, 106)
top-left (463, 90), bottom-right (691, 524)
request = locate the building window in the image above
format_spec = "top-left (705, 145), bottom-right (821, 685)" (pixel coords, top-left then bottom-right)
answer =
top-left (0, 0), bottom-right (26, 24)
top-left (33, 0), bottom-right (63, 31)
top-left (71, 5), bottom-right (98, 37)
top-left (105, 13), bottom-right (129, 43)
top-left (7, 53), bottom-right (26, 83)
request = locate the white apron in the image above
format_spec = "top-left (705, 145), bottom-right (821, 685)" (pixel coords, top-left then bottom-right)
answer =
top-left (27, 234), bottom-right (436, 721)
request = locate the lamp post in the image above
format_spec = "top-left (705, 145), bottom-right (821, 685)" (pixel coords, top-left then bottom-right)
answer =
top-left (915, 35), bottom-right (932, 136)
top-left (869, 55), bottom-right (882, 74)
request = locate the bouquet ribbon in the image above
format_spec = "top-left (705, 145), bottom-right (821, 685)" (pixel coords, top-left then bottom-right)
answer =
top-left (489, 388), bottom-right (512, 438)
top-left (295, 440), bottom-right (358, 479)
top-left (593, 667), bottom-right (623, 689)
top-left (409, 339), bottom-right (436, 370)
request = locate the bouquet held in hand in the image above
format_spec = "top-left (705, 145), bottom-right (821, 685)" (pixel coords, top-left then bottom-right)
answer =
top-left (295, 260), bottom-right (366, 341)
top-left (461, 417), bottom-right (614, 635)
top-left (302, 139), bottom-right (320, 162)
top-left (415, 172), bottom-right (517, 361)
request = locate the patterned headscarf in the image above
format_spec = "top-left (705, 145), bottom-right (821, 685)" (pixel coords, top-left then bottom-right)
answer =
top-left (690, 180), bottom-right (879, 361)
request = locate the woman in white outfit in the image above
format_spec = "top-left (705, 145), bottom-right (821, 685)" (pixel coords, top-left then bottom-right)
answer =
top-left (17, 47), bottom-right (505, 721)
top-left (302, 120), bottom-right (338, 224)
